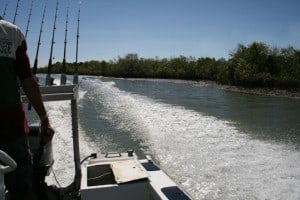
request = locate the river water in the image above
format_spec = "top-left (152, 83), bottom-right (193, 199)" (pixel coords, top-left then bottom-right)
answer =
top-left (26, 75), bottom-right (300, 200)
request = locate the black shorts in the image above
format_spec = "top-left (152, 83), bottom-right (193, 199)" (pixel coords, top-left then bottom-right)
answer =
top-left (0, 134), bottom-right (33, 194)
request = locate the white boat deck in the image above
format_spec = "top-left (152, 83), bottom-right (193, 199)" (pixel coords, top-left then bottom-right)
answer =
top-left (81, 152), bottom-right (191, 200)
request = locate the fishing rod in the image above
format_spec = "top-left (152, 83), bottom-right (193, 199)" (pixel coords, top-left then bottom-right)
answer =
top-left (32, 0), bottom-right (47, 75)
top-left (73, 0), bottom-right (82, 84)
top-left (25, 0), bottom-right (34, 38)
top-left (28, 1), bottom-right (47, 110)
top-left (45, 0), bottom-right (59, 86)
top-left (60, 1), bottom-right (70, 85)
top-left (13, 0), bottom-right (21, 24)
top-left (2, 0), bottom-right (9, 19)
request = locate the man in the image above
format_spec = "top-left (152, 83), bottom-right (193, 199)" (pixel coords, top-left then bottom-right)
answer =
top-left (0, 16), bottom-right (55, 199)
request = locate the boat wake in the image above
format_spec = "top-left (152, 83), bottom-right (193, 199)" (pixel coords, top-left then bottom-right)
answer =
top-left (29, 76), bottom-right (300, 200)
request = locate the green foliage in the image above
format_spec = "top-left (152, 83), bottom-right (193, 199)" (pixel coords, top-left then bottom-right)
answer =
top-left (37, 42), bottom-right (300, 89)
top-left (226, 43), bottom-right (300, 88)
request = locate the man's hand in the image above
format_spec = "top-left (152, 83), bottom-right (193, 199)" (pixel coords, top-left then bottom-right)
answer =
top-left (40, 118), bottom-right (55, 146)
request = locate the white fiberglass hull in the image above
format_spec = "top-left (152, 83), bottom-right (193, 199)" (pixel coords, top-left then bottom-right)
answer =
top-left (81, 152), bottom-right (192, 200)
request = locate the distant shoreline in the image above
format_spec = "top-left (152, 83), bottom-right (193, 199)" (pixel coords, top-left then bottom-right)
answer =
top-left (39, 74), bottom-right (300, 99)
top-left (126, 78), bottom-right (300, 99)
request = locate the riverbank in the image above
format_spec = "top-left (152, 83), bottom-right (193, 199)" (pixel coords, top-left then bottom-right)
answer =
top-left (127, 78), bottom-right (300, 99)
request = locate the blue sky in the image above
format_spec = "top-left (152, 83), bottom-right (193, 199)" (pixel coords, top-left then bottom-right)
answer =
top-left (2, 0), bottom-right (300, 67)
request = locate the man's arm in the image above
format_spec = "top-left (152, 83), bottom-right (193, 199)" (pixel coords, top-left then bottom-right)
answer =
top-left (16, 37), bottom-right (55, 144)
top-left (21, 76), bottom-right (55, 145)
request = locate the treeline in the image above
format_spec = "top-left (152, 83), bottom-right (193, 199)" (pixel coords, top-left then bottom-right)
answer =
top-left (38, 42), bottom-right (300, 89)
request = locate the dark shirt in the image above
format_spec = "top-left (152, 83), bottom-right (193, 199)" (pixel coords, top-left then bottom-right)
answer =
top-left (0, 19), bottom-right (32, 140)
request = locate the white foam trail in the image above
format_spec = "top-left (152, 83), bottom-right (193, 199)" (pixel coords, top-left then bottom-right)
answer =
top-left (43, 85), bottom-right (95, 187)
top-left (86, 78), bottom-right (300, 200)
top-left (35, 77), bottom-right (299, 199)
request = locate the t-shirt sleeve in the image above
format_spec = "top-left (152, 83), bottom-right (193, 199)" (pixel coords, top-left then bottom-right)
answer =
top-left (16, 40), bottom-right (32, 80)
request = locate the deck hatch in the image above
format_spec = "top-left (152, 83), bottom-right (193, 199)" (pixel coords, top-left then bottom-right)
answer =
top-left (111, 159), bottom-right (149, 184)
